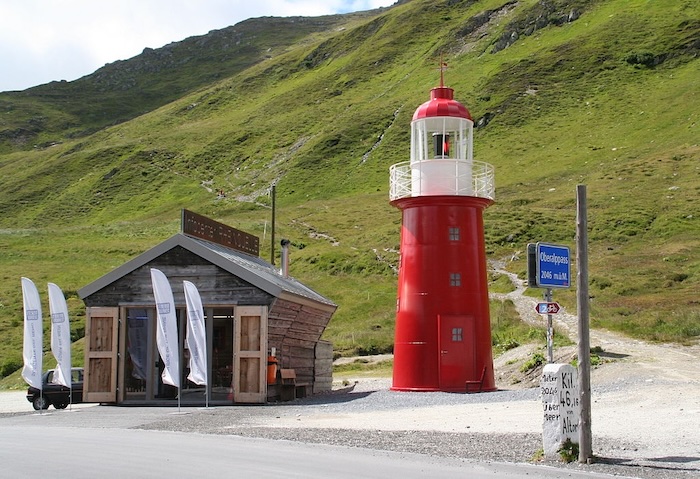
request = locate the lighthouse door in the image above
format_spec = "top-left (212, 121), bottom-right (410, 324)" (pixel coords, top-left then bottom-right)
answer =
top-left (438, 314), bottom-right (475, 391)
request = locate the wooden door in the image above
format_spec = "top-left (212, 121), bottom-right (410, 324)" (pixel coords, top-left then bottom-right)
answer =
top-left (233, 306), bottom-right (267, 403)
top-left (83, 307), bottom-right (119, 403)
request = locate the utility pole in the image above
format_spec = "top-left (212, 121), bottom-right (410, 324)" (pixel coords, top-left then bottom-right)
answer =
top-left (270, 183), bottom-right (276, 266)
top-left (577, 184), bottom-right (592, 463)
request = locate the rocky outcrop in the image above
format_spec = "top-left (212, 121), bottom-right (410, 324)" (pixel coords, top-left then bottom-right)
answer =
top-left (491, 0), bottom-right (591, 53)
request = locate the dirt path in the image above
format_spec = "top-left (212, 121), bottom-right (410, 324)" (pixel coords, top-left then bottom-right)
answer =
top-left (489, 258), bottom-right (700, 386)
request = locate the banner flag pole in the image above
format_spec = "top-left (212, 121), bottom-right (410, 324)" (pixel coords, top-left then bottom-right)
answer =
top-left (21, 278), bottom-right (43, 413)
top-left (48, 283), bottom-right (73, 397)
top-left (184, 280), bottom-right (209, 408)
top-left (150, 269), bottom-right (181, 409)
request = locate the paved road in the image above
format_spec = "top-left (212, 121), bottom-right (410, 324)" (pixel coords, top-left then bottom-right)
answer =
top-left (0, 425), bottom-right (624, 479)
top-left (0, 390), bottom-right (93, 413)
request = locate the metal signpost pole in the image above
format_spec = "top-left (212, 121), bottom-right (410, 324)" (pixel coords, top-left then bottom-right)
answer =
top-left (534, 243), bottom-right (569, 364)
top-left (545, 287), bottom-right (553, 363)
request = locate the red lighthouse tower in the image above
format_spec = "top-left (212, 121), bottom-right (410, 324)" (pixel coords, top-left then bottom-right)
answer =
top-left (389, 76), bottom-right (496, 392)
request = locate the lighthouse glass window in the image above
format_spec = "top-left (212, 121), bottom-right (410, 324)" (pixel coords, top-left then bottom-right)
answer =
top-left (450, 273), bottom-right (461, 287)
top-left (411, 117), bottom-right (471, 162)
top-left (449, 227), bottom-right (460, 241)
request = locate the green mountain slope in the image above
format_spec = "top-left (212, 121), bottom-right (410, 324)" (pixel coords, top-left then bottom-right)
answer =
top-left (0, 0), bottom-right (698, 376)
top-left (0, 12), bottom-right (383, 153)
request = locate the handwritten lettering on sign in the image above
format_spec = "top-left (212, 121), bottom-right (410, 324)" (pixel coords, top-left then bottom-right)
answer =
top-left (541, 364), bottom-right (580, 457)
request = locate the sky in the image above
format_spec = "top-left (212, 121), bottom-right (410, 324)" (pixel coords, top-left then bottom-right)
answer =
top-left (0, 0), bottom-right (395, 92)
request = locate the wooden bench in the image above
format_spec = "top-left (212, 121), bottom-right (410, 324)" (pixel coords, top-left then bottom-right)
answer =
top-left (280, 369), bottom-right (296, 401)
top-left (465, 366), bottom-right (487, 393)
top-left (279, 369), bottom-right (311, 401)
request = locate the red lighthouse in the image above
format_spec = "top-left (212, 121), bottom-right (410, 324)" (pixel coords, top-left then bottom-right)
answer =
top-left (389, 76), bottom-right (496, 392)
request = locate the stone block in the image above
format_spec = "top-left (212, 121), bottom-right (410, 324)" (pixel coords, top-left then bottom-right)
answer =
top-left (541, 363), bottom-right (580, 458)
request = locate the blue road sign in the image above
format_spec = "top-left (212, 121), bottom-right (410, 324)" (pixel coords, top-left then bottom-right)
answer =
top-left (536, 243), bottom-right (570, 289)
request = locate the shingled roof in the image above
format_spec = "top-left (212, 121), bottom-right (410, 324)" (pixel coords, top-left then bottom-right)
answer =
top-left (77, 233), bottom-right (336, 310)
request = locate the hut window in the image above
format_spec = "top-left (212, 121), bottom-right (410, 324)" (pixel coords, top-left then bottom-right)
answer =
top-left (452, 328), bottom-right (463, 342)
top-left (450, 273), bottom-right (461, 287)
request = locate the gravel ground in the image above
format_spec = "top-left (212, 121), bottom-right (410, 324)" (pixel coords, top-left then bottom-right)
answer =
top-left (3, 372), bottom-right (697, 479)
top-left (137, 378), bottom-right (699, 479)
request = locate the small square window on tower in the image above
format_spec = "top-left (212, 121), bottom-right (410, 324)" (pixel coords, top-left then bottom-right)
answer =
top-left (452, 327), bottom-right (463, 342)
top-left (450, 272), bottom-right (461, 287)
top-left (449, 227), bottom-right (460, 241)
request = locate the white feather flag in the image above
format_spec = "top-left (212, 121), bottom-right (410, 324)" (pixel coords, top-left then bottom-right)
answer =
top-left (150, 268), bottom-right (180, 388)
top-left (48, 283), bottom-right (72, 388)
top-left (21, 277), bottom-right (43, 390)
top-left (183, 281), bottom-right (207, 386)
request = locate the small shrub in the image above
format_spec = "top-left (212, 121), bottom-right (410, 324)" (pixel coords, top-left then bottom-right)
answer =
top-left (531, 448), bottom-right (545, 462)
top-left (571, 351), bottom-right (603, 368)
top-left (520, 352), bottom-right (545, 373)
top-left (489, 273), bottom-right (516, 293)
top-left (590, 276), bottom-right (612, 290)
top-left (558, 439), bottom-right (579, 463)
top-left (0, 358), bottom-right (22, 379)
top-left (625, 51), bottom-right (657, 67)
top-left (669, 273), bottom-right (689, 283)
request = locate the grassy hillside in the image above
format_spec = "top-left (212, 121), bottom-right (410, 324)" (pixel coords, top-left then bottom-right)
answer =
top-left (0, 0), bottom-right (699, 377)
top-left (0, 13), bottom-right (381, 153)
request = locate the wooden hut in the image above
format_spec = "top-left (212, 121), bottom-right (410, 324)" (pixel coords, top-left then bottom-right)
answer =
top-left (77, 210), bottom-right (337, 405)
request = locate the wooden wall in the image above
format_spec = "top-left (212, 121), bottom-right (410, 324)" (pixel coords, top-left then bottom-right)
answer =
top-left (314, 340), bottom-right (333, 393)
top-left (269, 298), bottom-right (334, 387)
top-left (83, 246), bottom-right (274, 307)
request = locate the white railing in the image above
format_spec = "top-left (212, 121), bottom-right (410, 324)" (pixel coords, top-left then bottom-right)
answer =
top-left (389, 160), bottom-right (495, 201)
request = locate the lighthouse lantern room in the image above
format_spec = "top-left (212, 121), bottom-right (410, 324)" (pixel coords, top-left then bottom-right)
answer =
top-left (389, 75), bottom-right (496, 392)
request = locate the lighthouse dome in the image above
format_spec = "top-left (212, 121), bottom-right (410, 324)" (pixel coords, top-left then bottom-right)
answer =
top-left (412, 87), bottom-right (472, 121)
